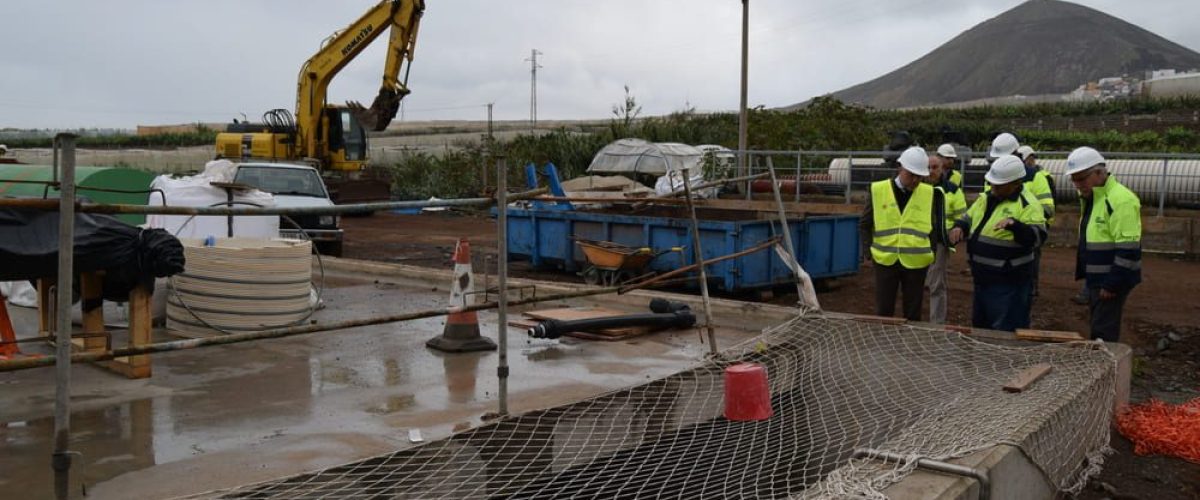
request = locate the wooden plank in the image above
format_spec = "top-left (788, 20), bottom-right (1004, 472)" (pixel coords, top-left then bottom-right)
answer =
top-left (1016, 329), bottom-right (1086, 343)
top-left (508, 318), bottom-right (540, 329)
top-left (847, 314), bottom-right (907, 325)
top-left (523, 307), bottom-right (630, 322)
top-left (1003, 364), bottom-right (1053, 393)
top-left (517, 312), bottom-right (659, 339)
top-left (565, 326), bottom-right (658, 342)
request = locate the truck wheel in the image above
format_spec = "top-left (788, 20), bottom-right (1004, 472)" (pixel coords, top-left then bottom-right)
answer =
top-left (317, 241), bottom-right (343, 258)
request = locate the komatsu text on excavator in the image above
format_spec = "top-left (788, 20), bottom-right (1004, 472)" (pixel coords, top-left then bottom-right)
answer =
top-left (215, 0), bottom-right (423, 203)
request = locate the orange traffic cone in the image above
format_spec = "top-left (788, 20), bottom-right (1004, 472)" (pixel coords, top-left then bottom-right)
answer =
top-left (0, 295), bottom-right (23, 360)
top-left (426, 239), bottom-right (497, 353)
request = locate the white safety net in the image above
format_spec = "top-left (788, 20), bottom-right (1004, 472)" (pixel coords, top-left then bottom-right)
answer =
top-left (199, 311), bottom-right (1115, 499)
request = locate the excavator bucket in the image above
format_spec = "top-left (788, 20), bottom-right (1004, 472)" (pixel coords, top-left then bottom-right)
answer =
top-left (347, 88), bottom-right (408, 132)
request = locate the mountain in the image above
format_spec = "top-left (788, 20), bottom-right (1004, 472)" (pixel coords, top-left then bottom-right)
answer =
top-left (795, 0), bottom-right (1200, 109)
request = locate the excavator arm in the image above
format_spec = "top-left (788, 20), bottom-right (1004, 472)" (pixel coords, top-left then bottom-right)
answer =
top-left (295, 0), bottom-right (424, 162)
top-left (347, 8), bottom-right (422, 131)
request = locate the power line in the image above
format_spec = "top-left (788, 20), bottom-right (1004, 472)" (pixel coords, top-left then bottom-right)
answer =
top-left (526, 49), bottom-right (543, 128)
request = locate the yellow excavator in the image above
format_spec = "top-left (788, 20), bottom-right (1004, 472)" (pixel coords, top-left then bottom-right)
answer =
top-left (215, 0), bottom-right (423, 203)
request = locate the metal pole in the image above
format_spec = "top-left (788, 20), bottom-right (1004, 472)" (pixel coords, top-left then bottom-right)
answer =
top-left (1158, 157), bottom-right (1168, 217)
top-left (680, 167), bottom-right (719, 355)
top-left (853, 448), bottom-right (991, 500)
top-left (844, 153), bottom-right (854, 204)
top-left (0, 188), bottom-right (549, 216)
top-left (484, 103), bottom-right (494, 190)
top-left (737, 0), bottom-right (750, 184)
top-left (496, 156), bottom-right (509, 416)
top-left (794, 152), bottom-right (802, 202)
top-left (766, 158), bottom-right (805, 301)
top-left (52, 133), bottom-right (77, 500)
top-left (52, 136), bottom-right (59, 185)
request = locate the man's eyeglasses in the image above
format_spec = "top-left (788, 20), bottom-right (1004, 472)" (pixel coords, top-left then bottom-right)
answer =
top-left (1070, 168), bottom-right (1099, 184)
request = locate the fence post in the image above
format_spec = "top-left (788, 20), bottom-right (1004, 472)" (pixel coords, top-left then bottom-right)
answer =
top-left (52, 133), bottom-right (77, 500)
top-left (1158, 157), bottom-right (1168, 217)
top-left (844, 153), bottom-right (853, 204)
top-left (795, 152), bottom-right (802, 202)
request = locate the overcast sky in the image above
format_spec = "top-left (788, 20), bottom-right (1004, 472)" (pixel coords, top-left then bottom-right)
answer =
top-left (2, 0), bottom-right (1197, 129)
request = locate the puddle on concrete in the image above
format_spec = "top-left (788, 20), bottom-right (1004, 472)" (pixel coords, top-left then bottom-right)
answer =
top-left (1, 280), bottom-right (754, 498)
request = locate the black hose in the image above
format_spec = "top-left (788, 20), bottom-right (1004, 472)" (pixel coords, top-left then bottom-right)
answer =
top-left (527, 300), bottom-right (696, 340)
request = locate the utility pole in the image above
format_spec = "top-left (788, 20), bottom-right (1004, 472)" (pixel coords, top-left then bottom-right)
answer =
top-left (483, 103), bottom-right (494, 189)
top-left (526, 49), bottom-right (543, 129)
top-left (737, 0), bottom-right (750, 181)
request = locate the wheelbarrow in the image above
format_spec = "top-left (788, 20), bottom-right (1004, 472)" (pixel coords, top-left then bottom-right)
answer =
top-left (574, 238), bottom-right (682, 286)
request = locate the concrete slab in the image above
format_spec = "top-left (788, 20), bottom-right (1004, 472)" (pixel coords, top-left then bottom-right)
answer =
top-left (0, 272), bottom-right (760, 499)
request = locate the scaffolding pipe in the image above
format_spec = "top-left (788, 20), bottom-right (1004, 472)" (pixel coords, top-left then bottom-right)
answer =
top-left (853, 448), bottom-right (991, 500)
top-left (496, 157), bottom-right (510, 416)
top-left (662, 172), bottom-right (769, 198)
top-left (617, 236), bottom-right (780, 294)
top-left (766, 157), bottom-right (806, 302)
top-left (680, 167), bottom-right (719, 355)
top-left (52, 133), bottom-right (76, 500)
top-left (0, 239), bottom-right (779, 375)
top-left (0, 286), bottom-right (622, 373)
top-left (0, 187), bottom-right (549, 216)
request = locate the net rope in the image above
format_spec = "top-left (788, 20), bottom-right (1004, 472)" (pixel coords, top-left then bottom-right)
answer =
top-left (198, 311), bottom-right (1115, 499)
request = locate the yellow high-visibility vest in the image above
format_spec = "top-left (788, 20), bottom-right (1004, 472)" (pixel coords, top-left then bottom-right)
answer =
top-left (871, 180), bottom-right (935, 269)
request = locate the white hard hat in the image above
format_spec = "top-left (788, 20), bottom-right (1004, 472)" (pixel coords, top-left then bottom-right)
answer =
top-left (936, 143), bottom-right (958, 158)
top-left (0, 144), bottom-right (7, 152)
top-left (1016, 145), bottom-right (1035, 160)
top-left (898, 146), bottom-right (930, 176)
top-left (989, 133), bottom-right (1019, 158)
top-left (1065, 147), bottom-right (1105, 175)
top-left (985, 155), bottom-right (1026, 185)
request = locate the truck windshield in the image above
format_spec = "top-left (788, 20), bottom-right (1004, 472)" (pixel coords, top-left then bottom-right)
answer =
top-left (234, 167), bottom-right (327, 198)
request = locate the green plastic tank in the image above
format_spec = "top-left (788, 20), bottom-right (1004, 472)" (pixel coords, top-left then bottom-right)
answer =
top-left (0, 165), bottom-right (156, 225)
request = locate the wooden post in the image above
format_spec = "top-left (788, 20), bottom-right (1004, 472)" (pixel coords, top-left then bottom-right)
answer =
top-left (37, 279), bottom-right (53, 338)
top-left (77, 272), bottom-right (107, 351)
top-left (120, 284), bottom-right (153, 379)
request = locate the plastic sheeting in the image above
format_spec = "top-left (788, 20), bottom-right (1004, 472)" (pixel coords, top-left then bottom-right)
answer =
top-left (0, 205), bottom-right (185, 301)
top-left (587, 139), bottom-right (706, 175)
top-left (147, 159), bottom-right (279, 238)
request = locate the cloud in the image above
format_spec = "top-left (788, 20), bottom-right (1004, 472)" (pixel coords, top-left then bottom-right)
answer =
top-left (0, 0), bottom-right (1196, 128)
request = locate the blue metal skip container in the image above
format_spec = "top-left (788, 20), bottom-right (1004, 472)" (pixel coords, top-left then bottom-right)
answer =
top-left (503, 207), bottom-right (861, 292)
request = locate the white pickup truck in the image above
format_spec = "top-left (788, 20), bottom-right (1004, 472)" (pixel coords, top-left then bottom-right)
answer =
top-left (232, 163), bottom-right (345, 257)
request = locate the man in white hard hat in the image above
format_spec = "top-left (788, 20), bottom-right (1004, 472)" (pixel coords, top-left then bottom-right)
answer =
top-left (1066, 147), bottom-right (1141, 342)
top-left (924, 150), bottom-right (966, 324)
top-left (949, 155), bottom-right (1047, 332)
top-left (989, 132), bottom-right (1020, 159)
top-left (859, 146), bottom-right (946, 321)
top-left (1015, 145), bottom-right (1056, 301)
top-left (936, 143), bottom-right (963, 189)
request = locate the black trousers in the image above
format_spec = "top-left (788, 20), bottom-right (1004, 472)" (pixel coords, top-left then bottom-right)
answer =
top-left (1088, 286), bottom-right (1130, 342)
top-left (874, 262), bottom-right (928, 321)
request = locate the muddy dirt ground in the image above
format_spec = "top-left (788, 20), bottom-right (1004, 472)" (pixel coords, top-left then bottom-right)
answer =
top-left (343, 211), bottom-right (1200, 498)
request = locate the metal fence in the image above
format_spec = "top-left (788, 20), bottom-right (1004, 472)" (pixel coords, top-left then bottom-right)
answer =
top-left (720, 149), bottom-right (1200, 216)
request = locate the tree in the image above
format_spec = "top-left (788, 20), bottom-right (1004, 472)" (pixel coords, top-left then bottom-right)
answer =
top-left (610, 85), bottom-right (642, 137)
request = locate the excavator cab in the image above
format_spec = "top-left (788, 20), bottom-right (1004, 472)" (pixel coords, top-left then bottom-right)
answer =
top-left (324, 106), bottom-right (369, 170)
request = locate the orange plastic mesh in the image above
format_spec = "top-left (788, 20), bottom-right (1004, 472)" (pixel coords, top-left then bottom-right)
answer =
top-left (1116, 398), bottom-right (1200, 464)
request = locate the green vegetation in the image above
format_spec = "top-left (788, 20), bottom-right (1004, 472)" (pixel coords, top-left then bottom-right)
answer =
top-left (2, 129), bottom-right (218, 149)
top-left (382, 95), bottom-right (1200, 199)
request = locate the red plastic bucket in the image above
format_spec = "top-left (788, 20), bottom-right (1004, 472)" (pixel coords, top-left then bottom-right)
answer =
top-left (724, 363), bottom-right (773, 421)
